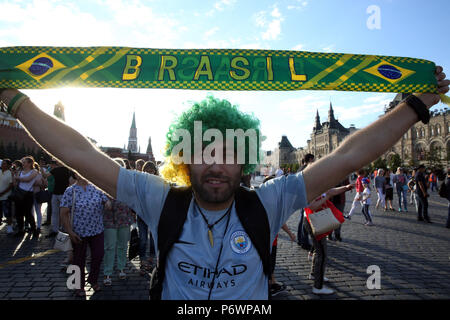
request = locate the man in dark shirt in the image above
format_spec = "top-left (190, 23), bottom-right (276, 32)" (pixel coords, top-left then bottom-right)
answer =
top-left (297, 154), bottom-right (315, 250)
top-left (445, 169), bottom-right (450, 228)
top-left (415, 165), bottom-right (431, 223)
top-left (330, 177), bottom-right (351, 241)
top-left (46, 162), bottom-right (75, 237)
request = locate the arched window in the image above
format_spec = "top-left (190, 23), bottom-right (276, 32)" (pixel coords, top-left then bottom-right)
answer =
top-left (416, 144), bottom-right (425, 161)
top-left (421, 128), bottom-right (425, 138)
top-left (431, 127), bottom-right (434, 136)
top-left (437, 124), bottom-right (441, 135)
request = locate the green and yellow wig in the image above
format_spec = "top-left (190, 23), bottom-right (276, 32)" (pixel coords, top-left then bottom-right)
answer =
top-left (160, 96), bottom-right (263, 186)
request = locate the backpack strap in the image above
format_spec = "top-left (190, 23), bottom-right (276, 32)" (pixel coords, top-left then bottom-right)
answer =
top-left (234, 186), bottom-right (271, 277)
top-left (150, 185), bottom-right (271, 300)
top-left (149, 186), bottom-right (192, 300)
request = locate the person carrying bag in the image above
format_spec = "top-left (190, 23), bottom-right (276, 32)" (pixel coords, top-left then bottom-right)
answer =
top-left (305, 200), bottom-right (344, 240)
top-left (303, 184), bottom-right (352, 295)
top-left (54, 190), bottom-right (76, 252)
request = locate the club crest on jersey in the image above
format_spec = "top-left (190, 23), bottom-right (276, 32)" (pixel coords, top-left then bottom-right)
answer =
top-left (230, 230), bottom-right (251, 254)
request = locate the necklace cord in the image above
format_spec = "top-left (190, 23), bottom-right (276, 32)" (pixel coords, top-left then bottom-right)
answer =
top-left (207, 208), bottom-right (231, 300)
top-left (194, 199), bottom-right (233, 300)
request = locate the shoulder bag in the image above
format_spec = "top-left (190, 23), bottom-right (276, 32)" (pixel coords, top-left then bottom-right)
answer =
top-left (305, 200), bottom-right (345, 240)
top-left (54, 190), bottom-right (76, 252)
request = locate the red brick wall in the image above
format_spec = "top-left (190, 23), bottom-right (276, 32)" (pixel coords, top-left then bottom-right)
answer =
top-left (0, 124), bottom-right (40, 153)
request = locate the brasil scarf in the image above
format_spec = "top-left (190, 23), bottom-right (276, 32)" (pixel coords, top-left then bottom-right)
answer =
top-left (0, 46), bottom-right (448, 104)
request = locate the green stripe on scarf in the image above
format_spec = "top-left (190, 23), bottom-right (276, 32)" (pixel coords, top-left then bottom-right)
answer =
top-left (0, 46), bottom-right (448, 105)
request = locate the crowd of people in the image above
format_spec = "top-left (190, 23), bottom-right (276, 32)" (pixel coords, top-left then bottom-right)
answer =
top-left (0, 156), bottom-right (159, 297)
top-left (267, 153), bottom-right (450, 296)
top-left (344, 164), bottom-right (449, 224)
top-left (0, 67), bottom-right (448, 300)
top-left (1, 153), bottom-right (450, 298)
top-left (1, 154), bottom-right (450, 298)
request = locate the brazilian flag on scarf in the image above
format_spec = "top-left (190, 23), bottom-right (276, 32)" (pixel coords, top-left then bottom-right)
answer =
top-left (0, 46), bottom-right (448, 104)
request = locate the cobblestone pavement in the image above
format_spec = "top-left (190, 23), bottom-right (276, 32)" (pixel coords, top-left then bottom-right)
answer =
top-left (0, 191), bottom-right (449, 300)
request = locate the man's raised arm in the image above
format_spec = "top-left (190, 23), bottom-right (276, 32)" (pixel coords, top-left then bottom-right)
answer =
top-left (302, 66), bottom-right (449, 204)
top-left (0, 88), bottom-right (119, 198)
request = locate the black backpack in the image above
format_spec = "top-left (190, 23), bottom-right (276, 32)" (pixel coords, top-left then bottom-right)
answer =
top-left (149, 186), bottom-right (271, 300)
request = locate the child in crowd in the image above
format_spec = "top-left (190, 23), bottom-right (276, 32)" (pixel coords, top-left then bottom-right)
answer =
top-left (362, 178), bottom-right (374, 226)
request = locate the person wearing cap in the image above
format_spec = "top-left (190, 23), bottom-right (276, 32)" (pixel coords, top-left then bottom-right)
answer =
top-left (361, 178), bottom-right (374, 226)
top-left (415, 164), bottom-right (432, 223)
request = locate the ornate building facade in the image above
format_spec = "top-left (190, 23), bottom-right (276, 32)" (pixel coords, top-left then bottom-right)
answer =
top-left (262, 94), bottom-right (450, 174)
top-left (382, 93), bottom-right (450, 167)
top-left (307, 103), bottom-right (356, 159)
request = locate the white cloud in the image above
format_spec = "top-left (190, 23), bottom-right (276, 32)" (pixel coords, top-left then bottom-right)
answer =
top-left (287, 0), bottom-right (308, 10)
top-left (239, 42), bottom-right (265, 49)
top-left (0, 0), bottom-right (183, 47)
top-left (363, 94), bottom-right (392, 104)
top-left (204, 27), bottom-right (220, 38)
top-left (254, 5), bottom-right (284, 41)
top-left (333, 95), bottom-right (393, 122)
top-left (254, 11), bottom-right (267, 28)
top-left (291, 43), bottom-right (306, 51)
top-left (277, 95), bottom-right (330, 122)
top-left (0, 0), bottom-right (113, 46)
top-left (322, 44), bottom-right (336, 52)
top-left (271, 7), bottom-right (282, 18)
top-left (205, 0), bottom-right (236, 15)
top-left (262, 19), bottom-right (282, 41)
top-left (214, 0), bottom-right (237, 11)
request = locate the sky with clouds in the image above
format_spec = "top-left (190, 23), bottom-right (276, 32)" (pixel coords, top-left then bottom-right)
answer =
top-left (1, 0), bottom-right (449, 160)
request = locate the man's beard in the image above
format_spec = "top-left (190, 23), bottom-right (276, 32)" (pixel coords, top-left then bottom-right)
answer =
top-left (191, 172), bottom-right (241, 204)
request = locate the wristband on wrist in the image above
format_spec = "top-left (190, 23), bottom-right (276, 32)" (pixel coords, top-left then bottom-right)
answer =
top-left (404, 95), bottom-right (430, 124)
top-left (7, 92), bottom-right (29, 117)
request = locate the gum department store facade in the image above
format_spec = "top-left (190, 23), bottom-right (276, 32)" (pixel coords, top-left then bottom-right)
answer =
top-left (263, 94), bottom-right (450, 171)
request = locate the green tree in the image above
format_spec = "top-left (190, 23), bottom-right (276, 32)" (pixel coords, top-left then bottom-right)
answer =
top-left (372, 157), bottom-right (387, 171)
top-left (387, 153), bottom-right (402, 173)
top-left (426, 147), bottom-right (443, 170)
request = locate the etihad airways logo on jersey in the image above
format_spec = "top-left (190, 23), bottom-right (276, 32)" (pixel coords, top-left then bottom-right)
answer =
top-left (178, 262), bottom-right (247, 279)
top-left (178, 262), bottom-right (248, 291)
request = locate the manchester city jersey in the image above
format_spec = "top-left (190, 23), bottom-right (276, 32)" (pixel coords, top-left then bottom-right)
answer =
top-left (117, 168), bottom-right (307, 300)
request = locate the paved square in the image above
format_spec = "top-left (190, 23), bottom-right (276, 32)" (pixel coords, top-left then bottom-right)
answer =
top-left (0, 191), bottom-right (449, 300)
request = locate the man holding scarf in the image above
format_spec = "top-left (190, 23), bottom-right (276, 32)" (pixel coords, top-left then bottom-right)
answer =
top-left (0, 65), bottom-right (448, 299)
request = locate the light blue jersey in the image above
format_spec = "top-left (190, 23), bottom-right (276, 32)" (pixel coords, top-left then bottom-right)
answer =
top-left (117, 168), bottom-right (308, 300)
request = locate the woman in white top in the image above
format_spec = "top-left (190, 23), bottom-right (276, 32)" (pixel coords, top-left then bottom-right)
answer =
top-left (14, 156), bottom-right (39, 237)
top-left (32, 162), bottom-right (45, 235)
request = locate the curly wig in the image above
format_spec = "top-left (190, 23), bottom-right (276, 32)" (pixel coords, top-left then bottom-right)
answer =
top-left (160, 96), bottom-right (262, 186)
